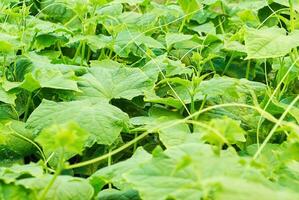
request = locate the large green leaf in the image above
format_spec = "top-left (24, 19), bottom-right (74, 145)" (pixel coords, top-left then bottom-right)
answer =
top-left (26, 100), bottom-right (129, 146)
top-left (78, 60), bottom-right (154, 101)
top-left (17, 175), bottom-right (94, 200)
top-left (123, 143), bottom-right (297, 200)
top-left (0, 164), bottom-right (43, 184)
top-left (0, 182), bottom-right (34, 200)
top-left (89, 148), bottom-right (151, 192)
top-left (4, 56), bottom-right (82, 92)
top-left (245, 27), bottom-right (299, 59)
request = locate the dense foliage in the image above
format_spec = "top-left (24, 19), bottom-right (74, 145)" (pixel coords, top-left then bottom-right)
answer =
top-left (0, 0), bottom-right (299, 199)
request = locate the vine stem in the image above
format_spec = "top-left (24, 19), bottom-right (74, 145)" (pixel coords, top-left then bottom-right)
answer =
top-left (39, 150), bottom-right (65, 200)
top-left (23, 93), bottom-right (32, 122)
top-left (179, 17), bottom-right (186, 33)
top-left (65, 103), bottom-right (290, 170)
top-left (253, 95), bottom-right (299, 159)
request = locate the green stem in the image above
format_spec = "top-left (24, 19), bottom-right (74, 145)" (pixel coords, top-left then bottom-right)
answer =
top-left (179, 17), bottom-right (186, 33)
top-left (66, 131), bottom-right (150, 169)
top-left (246, 60), bottom-right (251, 79)
top-left (23, 93), bottom-right (32, 122)
top-left (218, 17), bottom-right (225, 34)
top-left (196, 94), bottom-right (207, 120)
top-left (81, 42), bottom-right (86, 66)
top-left (57, 42), bottom-right (66, 63)
top-left (289, 0), bottom-right (295, 32)
top-left (222, 54), bottom-right (234, 75)
top-left (65, 103), bottom-right (285, 170)
top-left (289, 0), bottom-right (299, 59)
top-left (108, 148), bottom-right (112, 189)
top-left (253, 95), bottom-right (299, 159)
top-left (133, 133), bottom-right (138, 153)
top-left (87, 47), bottom-right (91, 65)
top-left (72, 41), bottom-right (83, 63)
top-left (39, 151), bottom-right (64, 200)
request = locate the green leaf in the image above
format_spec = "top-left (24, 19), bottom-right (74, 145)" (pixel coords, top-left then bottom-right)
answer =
top-left (66, 34), bottom-right (112, 52)
top-left (165, 33), bottom-right (193, 49)
top-left (178, 0), bottom-right (201, 19)
top-left (4, 55), bottom-right (82, 92)
top-left (0, 121), bottom-right (35, 158)
top-left (131, 106), bottom-right (191, 147)
top-left (0, 85), bottom-right (16, 105)
top-left (89, 148), bottom-right (151, 192)
top-left (26, 100), bottom-right (129, 146)
top-left (17, 175), bottom-right (94, 200)
top-left (35, 122), bottom-right (89, 160)
top-left (210, 177), bottom-right (299, 200)
top-left (198, 117), bottom-right (247, 147)
top-left (0, 163), bottom-right (43, 184)
top-left (114, 30), bottom-right (164, 57)
top-left (113, 0), bottom-right (145, 6)
top-left (190, 22), bottom-right (216, 35)
top-left (78, 60), bottom-right (154, 101)
top-left (245, 27), bottom-right (299, 59)
top-left (0, 32), bottom-right (20, 53)
top-left (0, 182), bottom-right (35, 200)
top-left (97, 189), bottom-right (141, 200)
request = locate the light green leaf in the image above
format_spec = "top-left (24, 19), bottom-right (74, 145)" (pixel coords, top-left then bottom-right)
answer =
top-left (4, 55), bottom-right (82, 92)
top-left (178, 0), bottom-right (201, 19)
top-left (0, 121), bottom-right (35, 158)
top-left (0, 85), bottom-right (16, 105)
top-left (198, 117), bottom-right (247, 147)
top-left (190, 22), bottom-right (216, 35)
top-left (114, 30), bottom-right (164, 57)
top-left (245, 27), bottom-right (299, 59)
top-left (113, 0), bottom-right (145, 6)
top-left (17, 175), bottom-right (94, 200)
top-left (66, 34), bottom-right (112, 52)
top-left (0, 33), bottom-right (20, 53)
top-left (0, 163), bottom-right (43, 184)
top-left (35, 122), bottom-right (89, 160)
top-left (131, 107), bottom-right (190, 147)
top-left (26, 100), bottom-right (129, 146)
top-left (97, 189), bottom-right (141, 200)
top-left (89, 148), bottom-right (151, 191)
top-left (165, 33), bottom-right (193, 49)
top-left (78, 60), bottom-right (154, 101)
top-left (210, 177), bottom-right (299, 200)
top-left (0, 182), bottom-right (35, 200)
